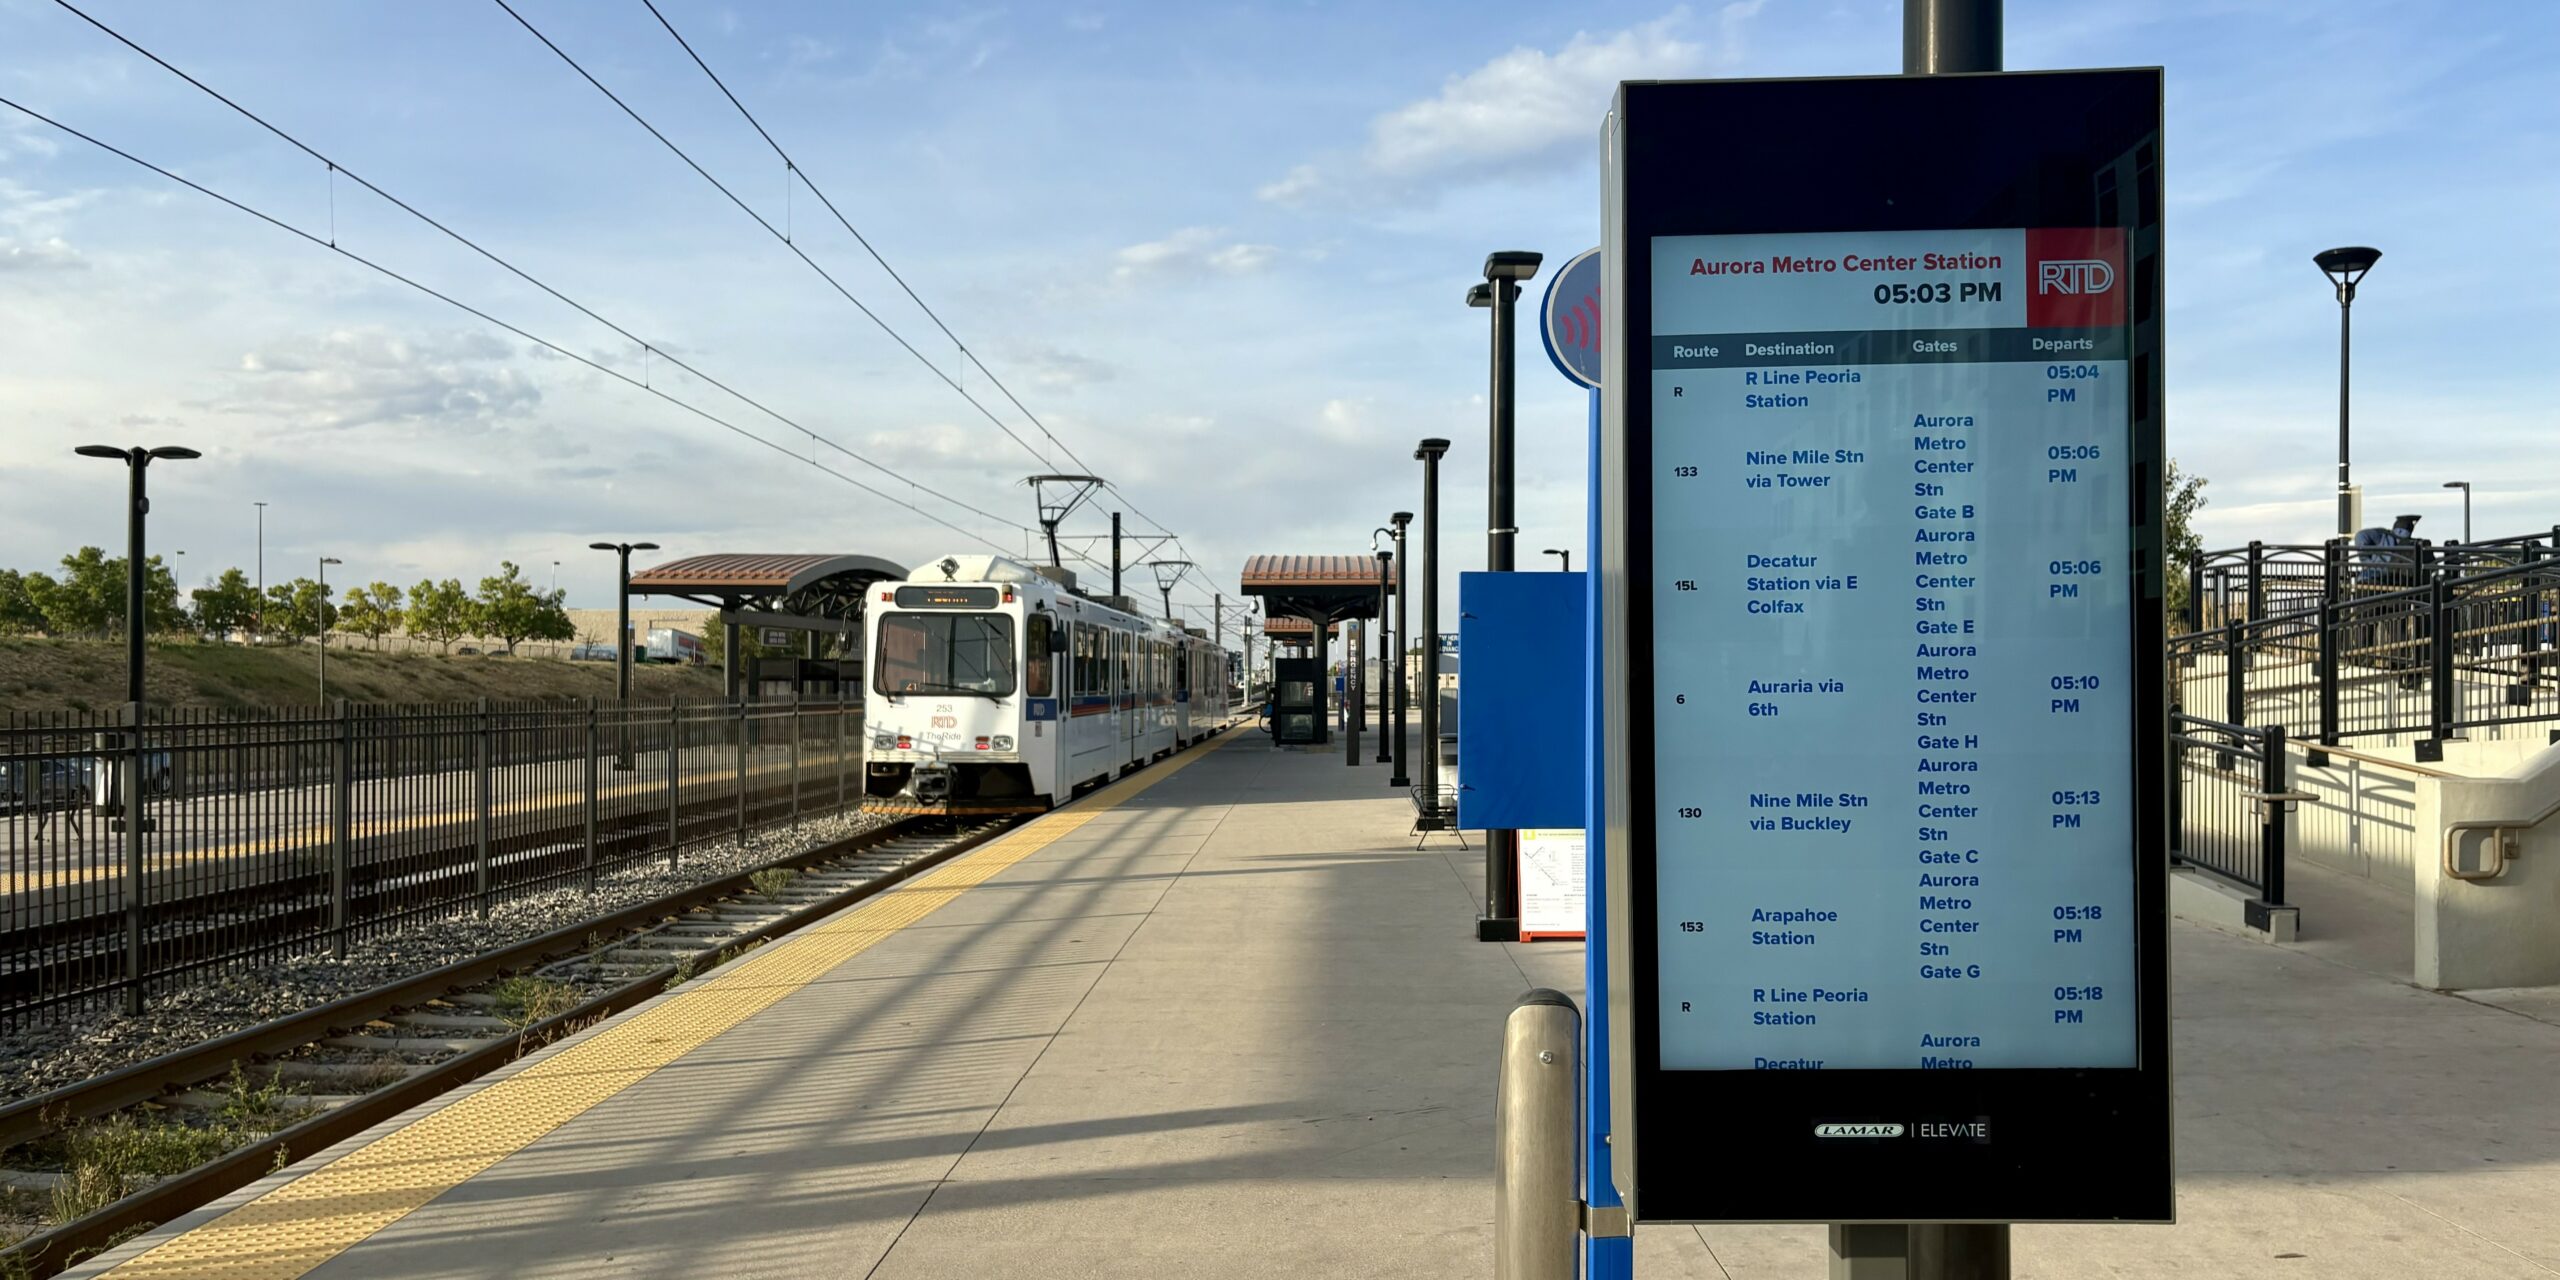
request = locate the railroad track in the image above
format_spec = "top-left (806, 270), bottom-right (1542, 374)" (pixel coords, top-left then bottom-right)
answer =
top-left (0, 813), bottom-right (1014, 1278)
top-left (2, 774), bottom-right (820, 1023)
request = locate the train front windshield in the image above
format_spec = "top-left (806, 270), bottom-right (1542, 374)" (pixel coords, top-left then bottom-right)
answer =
top-left (875, 612), bottom-right (1017, 697)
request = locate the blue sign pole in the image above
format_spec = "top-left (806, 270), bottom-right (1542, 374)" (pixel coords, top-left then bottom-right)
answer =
top-left (1583, 383), bottom-right (1630, 1278)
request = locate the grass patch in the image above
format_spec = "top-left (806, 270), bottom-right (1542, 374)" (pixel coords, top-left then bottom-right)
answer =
top-left (490, 976), bottom-right (581, 1028)
top-left (49, 1114), bottom-right (242, 1222)
top-left (748, 868), bottom-right (798, 899)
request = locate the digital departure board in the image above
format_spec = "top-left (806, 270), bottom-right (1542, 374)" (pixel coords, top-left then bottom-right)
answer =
top-left (1599, 70), bottom-right (2171, 1225)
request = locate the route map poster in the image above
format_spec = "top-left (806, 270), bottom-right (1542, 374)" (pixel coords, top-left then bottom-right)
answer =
top-left (1599, 69), bottom-right (2171, 1225)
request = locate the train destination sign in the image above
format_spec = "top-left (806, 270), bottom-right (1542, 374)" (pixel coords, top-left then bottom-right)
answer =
top-left (1599, 69), bottom-right (2170, 1224)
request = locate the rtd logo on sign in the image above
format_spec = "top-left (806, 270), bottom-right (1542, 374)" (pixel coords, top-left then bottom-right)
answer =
top-left (2024, 228), bottom-right (2127, 329)
top-left (2038, 259), bottom-right (2115, 295)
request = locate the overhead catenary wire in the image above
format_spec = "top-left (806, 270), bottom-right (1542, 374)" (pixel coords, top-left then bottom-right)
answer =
top-left (44, 0), bottom-right (1032, 542)
top-left (595, 2), bottom-right (1233, 600)
top-left (0, 93), bottom-right (1018, 556)
top-left (638, 0), bottom-right (1096, 479)
top-left (490, 0), bottom-right (1071, 476)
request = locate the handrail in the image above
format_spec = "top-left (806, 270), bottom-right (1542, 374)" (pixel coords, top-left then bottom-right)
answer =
top-left (2290, 740), bottom-right (2461, 780)
top-left (2443, 793), bottom-right (2560, 882)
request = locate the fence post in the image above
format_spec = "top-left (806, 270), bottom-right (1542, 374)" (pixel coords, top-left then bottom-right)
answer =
top-left (121, 700), bottom-right (147, 1016)
top-left (2185, 548), bottom-right (2203, 634)
top-left (2320, 542), bottom-right (2343, 744)
top-left (789, 690), bottom-right (803, 830)
top-left (2223, 620), bottom-right (2246, 728)
top-left (333, 700), bottom-right (353, 958)
top-left (2430, 568), bottom-right (2457, 741)
top-left (583, 699), bottom-right (600, 894)
top-left (2260, 726), bottom-right (2290, 909)
top-left (474, 697), bottom-right (493, 917)
top-left (2166, 708), bottom-right (2184, 865)
top-left (666, 700), bottom-right (681, 873)
top-left (2245, 539), bottom-right (2265, 622)
top-left (735, 698), bottom-right (749, 841)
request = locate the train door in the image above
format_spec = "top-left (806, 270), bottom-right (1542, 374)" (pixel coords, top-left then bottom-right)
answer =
top-left (1116, 629), bottom-right (1139, 770)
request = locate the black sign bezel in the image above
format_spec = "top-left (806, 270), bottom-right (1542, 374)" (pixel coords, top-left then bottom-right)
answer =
top-left (1605, 69), bottom-right (2171, 1224)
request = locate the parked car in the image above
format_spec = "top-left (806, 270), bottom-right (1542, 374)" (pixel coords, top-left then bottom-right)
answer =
top-left (0, 752), bottom-right (175, 810)
top-left (569, 643), bottom-right (618, 662)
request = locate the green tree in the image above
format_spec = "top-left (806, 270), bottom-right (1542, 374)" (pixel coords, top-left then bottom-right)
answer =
top-left (190, 568), bottom-right (261, 641)
top-left (407, 577), bottom-right (475, 653)
top-left (262, 578), bottom-right (334, 644)
top-left (38, 547), bottom-right (119, 636)
top-left (472, 561), bottom-right (572, 655)
top-left (2165, 458), bottom-right (2208, 629)
top-left (0, 569), bottom-right (47, 635)
top-left (336, 582), bottom-right (405, 645)
top-left (698, 625), bottom-right (769, 668)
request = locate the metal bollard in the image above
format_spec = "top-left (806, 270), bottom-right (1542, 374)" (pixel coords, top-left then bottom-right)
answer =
top-left (1496, 989), bottom-right (1580, 1280)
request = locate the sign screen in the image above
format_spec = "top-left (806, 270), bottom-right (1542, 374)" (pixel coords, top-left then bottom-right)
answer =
top-left (1600, 69), bottom-right (2170, 1225)
top-left (1650, 225), bottom-right (2135, 1071)
top-left (894, 586), bottom-right (1001, 609)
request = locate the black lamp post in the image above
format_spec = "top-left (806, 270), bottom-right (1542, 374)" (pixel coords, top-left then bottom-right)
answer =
top-left (1372, 533), bottom-right (1395, 764)
top-left (1544, 548), bottom-right (1570, 572)
top-left (78, 443), bottom-right (197, 1016)
top-left (1387, 511), bottom-right (1412, 788)
top-left (590, 539), bottom-right (659, 768)
top-left (2315, 246), bottom-right (2381, 537)
top-left (317, 556), bottom-right (342, 703)
top-left (1475, 252), bottom-right (1539, 944)
top-left (2443, 481), bottom-right (2472, 545)
top-left (76, 445), bottom-right (200, 704)
top-left (1414, 440), bottom-right (1449, 826)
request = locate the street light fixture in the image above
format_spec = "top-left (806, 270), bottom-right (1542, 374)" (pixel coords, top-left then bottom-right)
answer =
top-left (317, 557), bottom-right (343, 703)
top-left (2444, 481), bottom-right (2472, 545)
top-left (590, 540), bottom-right (660, 768)
top-left (2315, 246), bottom-right (2381, 537)
top-left (1473, 249), bottom-right (1540, 945)
top-left (75, 445), bottom-right (200, 705)
top-left (1370, 534), bottom-right (1395, 765)
top-left (1543, 548), bottom-right (1570, 572)
top-left (1414, 439), bottom-right (1450, 832)
top-left (253, 500), bottom-right (268, 645)
top-left (78, 444), bottom-right (198, 1008)
top-left (1386, 511), bottom-right (1412, 789)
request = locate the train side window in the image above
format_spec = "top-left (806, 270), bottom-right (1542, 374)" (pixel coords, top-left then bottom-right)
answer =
top-left (1025, 614), bottom-right (1053, 698)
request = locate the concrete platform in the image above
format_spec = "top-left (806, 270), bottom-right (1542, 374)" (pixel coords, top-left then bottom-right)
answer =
top-left (67, 721), bottom-right (2560, 1278)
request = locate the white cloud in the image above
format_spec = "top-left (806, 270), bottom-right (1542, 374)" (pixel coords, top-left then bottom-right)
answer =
top-left (0, 236), bottom-right (84, 272)
top-left (1109, 227), bottom-right (1278, 284)
top-left (218, 328), bottom-right (540, 433)
top-left (1262, 4), bottom-right (1761, 208)
top-left (1008, 344), bottom-right (1117, 392)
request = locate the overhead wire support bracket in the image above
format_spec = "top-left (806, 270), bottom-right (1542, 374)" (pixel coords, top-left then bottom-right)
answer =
top-left (1025, 475), bottom-right (1107, 570)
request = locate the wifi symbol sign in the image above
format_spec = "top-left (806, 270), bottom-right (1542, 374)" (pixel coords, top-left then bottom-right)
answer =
top-left (1539, 247), bottom-right (1604, 389)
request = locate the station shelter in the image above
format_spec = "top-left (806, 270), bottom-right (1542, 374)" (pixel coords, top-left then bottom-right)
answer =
top-left (1240, 555), bottom-right (1392, 746)
top-left (624, 554), bottom-right (908, 705)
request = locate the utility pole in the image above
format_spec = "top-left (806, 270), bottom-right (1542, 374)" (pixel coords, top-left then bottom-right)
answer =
top-left (253, 500), bottom-right (267, 645)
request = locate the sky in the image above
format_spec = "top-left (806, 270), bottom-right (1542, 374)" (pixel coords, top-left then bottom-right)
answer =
top-left (2, 0), bottom-right (2556, 638)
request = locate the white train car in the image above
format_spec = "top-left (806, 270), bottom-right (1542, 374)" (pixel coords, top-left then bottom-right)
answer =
top-left (863, 555), bottom-right (1226, 815)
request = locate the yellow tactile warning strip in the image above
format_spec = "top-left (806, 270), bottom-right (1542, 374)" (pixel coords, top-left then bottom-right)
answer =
top-left (96, 732), bottom-right (1234, 1279)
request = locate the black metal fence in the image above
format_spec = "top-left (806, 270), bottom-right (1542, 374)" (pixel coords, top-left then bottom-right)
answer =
top-left (2174, 534), bottom-right (2560, 747)
top-left (2168, 713), bottom-right (2291, 918)
top-left (1, 696), bottom-right (859, 1029)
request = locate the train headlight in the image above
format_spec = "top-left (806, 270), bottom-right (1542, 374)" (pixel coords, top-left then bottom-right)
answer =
top-left (871, 733), bottom-right (895, 749)
top-left (991, 735), bottom-right (1015, 751)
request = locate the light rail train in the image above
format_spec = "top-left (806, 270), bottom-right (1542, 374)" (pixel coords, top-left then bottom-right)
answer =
top-left (862, 555), bottom-right (1228, 815)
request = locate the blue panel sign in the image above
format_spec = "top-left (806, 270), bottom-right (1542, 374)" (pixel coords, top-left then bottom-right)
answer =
top-left (1457, 571), bottom-right (1586, 830)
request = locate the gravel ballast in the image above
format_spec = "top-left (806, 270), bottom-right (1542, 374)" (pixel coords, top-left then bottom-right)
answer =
top-left (0, 809), bottom-right (893, 1105)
